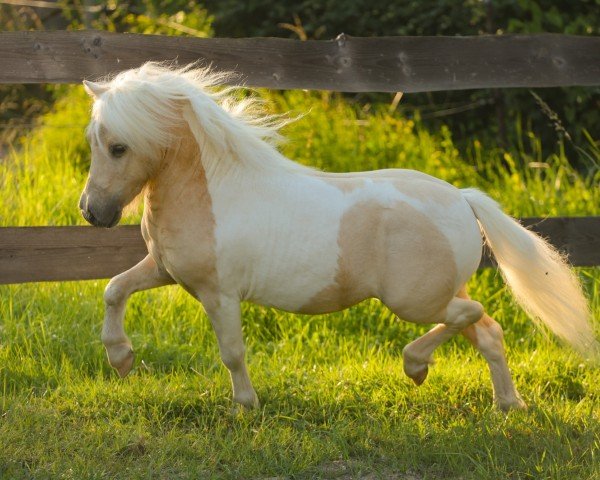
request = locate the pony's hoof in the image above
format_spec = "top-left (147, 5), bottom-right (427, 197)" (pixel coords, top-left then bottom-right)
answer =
top-left (231, 402), bottom-right (258, 415)
top-left (106, 343), bottom-right (134, 378)
top-left (115, 351), bottom-right (134, 378)
top-left (233, 391), bottom-right (260, 411)
top-left (497, 396), bottom-right (528, 412)
top-left (402, 347), bottom-right (431, 386)
top-left (407, 366), bottom-right (429, 386)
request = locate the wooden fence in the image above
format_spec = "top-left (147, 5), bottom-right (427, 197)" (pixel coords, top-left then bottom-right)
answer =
top-left (1, 31), bottom-right (599, 91)
top-left (0, 30), bottom-right (599, 283)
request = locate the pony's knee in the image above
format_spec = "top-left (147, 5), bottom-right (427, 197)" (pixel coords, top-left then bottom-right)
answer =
top-left (219, 342), bottom-right (246, 372)
top-left (104, 278), bottom-right (128, 306)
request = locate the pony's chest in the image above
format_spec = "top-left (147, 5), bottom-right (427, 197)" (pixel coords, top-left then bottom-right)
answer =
top-left (141, 218), bottom-right (168, 269)
top-left (141, 213), bottom-right (218, 293)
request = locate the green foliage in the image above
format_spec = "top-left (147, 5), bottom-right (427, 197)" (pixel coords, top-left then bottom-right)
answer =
top-left (0, 1), bottom-right (213, 151)
top-left (0, 87), bottom-right (90, 227)
top-left (506, 0), bottom-right (597, 34)
top-left (2, 85), bottom-right (599, 228)
top-left (48, 0), bottom-right (214, 36)
top-left (0, 6), bottom-right (58, 146)
top-left (204, 0), bottom-right (599, 160)
top-left (2, 1), bottom-right (598, 161)
top-left (85, 0), bottom-right (214, 37)
top-left (270, 89), bottom-right (600, 216)
top-left (204, 0), bottom-right (599, 38)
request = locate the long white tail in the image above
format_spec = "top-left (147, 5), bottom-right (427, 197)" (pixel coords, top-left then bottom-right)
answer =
top-left (461, 188), bottom-right (598, 358)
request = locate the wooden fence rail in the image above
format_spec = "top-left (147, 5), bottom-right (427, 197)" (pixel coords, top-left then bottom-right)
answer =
top-left (1, 217), bottom-right (599, 284)
top-left (1, 31), bottom-right (599, 92)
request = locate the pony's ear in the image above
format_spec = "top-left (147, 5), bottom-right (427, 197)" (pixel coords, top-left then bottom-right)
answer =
top-left (83, 80), bottom-right (108, 98)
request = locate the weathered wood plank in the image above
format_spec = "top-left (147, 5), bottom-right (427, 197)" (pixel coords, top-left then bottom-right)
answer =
top-left (0, 217), bottom-right (598, 284)
top-left (0, 225), bottom-right (146, 284)
top-left (478, 217), bottom-right (600, 268)
top-left (0, 31), bottom-right (598, 92)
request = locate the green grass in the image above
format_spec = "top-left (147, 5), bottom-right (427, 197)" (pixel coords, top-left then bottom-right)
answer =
top-left (0, 87), bottom-right (599, 479)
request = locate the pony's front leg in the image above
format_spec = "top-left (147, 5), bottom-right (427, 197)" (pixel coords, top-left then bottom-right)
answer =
top-left (204, 297), bottom-right (258, 409)
top-left (102, 254), bottom-right (174, 377)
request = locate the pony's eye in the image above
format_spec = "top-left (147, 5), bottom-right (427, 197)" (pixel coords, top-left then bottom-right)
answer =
top-left (109, 144), bottom-right (127, 158)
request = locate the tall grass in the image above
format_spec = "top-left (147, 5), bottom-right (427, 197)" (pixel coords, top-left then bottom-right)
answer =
top-left (0, 86), bottom-right (599, 479)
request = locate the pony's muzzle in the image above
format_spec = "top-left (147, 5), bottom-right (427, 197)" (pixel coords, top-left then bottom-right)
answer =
top-left (79, 192), bottom-right (122, 228)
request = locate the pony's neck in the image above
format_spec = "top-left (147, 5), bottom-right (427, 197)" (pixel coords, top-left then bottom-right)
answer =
top-left (144, 121), bottom-right (310, 222)
top-left (144, 127), bottom-right (209, 217)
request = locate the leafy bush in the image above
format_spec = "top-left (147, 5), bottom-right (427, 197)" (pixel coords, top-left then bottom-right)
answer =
top-left (2, 1), bottom-right (597, 161)
top-left (204, 0), bottom-right (599, 160)
top-left (204, 0), bottom-right (599, 38)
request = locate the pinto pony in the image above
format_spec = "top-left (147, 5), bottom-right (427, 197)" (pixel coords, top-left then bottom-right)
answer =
top-left (80, 63), bottom-right (596, 411)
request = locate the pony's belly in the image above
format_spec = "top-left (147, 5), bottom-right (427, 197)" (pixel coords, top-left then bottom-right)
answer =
top-left (240, 254), bottom-right (344, 313)
top-left (244, 262), bottom-right (373, 314)
top-left (293, 289), bottom-right (371, 315)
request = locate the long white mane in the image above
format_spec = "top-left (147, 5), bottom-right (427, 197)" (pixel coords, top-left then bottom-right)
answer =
top-left (88, 62), bottom-right (313, 176)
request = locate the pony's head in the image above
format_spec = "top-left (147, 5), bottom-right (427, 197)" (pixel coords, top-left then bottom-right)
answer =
top-left (79, 62), bottom-right (300, 227)
top-left (80, 86), bottom-right (157, 227)
top-left (80, 63), bottom-right (223, 227)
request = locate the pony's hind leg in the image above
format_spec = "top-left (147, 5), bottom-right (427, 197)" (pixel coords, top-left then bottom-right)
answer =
top-left (102, 255), bottom-right (174, 377)
top-left (400, 296), bottom-right (484, 386)
top-left (453, 288), bottom-right (526, 410)
top-left (401, 287), bottom-right (527, 410)
top-left (461, 313), bottom-right (526, 410)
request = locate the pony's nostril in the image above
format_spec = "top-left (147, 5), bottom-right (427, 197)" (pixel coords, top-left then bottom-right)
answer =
top-left (81, 207), bottom-right (97, 225)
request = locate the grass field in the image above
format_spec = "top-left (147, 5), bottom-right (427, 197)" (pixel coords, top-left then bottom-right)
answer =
top-left (0, 87), bottom-right (599, 479)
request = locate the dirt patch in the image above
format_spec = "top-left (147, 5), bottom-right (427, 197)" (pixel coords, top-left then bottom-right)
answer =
top-left (263, 460), bottom-right (425, 480)
top-left (317, 460), bottom-right (424, 479)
